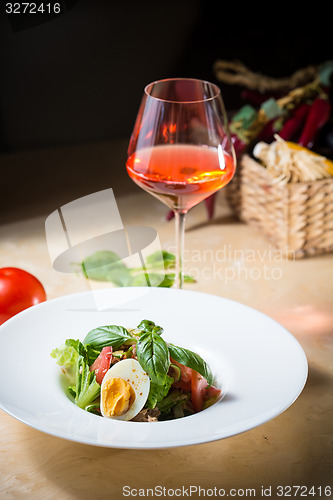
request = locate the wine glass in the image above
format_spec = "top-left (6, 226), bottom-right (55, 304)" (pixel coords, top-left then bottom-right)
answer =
top-left (126, 78), bottom-right (236, 288)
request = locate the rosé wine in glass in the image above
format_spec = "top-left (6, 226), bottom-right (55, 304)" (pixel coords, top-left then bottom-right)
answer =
top-left (126, 78), bottom-right (236, 288)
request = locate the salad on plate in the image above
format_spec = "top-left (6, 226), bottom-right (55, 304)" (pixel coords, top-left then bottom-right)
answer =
top-left (51, 319), bottom-right (222, 422)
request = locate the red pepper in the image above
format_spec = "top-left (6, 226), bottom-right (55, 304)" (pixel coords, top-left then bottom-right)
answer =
top-left (231, 134), bottom-right (247, 158)
top-left (166, 209), bottom-right (174, 220)
top-left (256, 119), bottom-right (277, 142)
top-left (279, 103), bottom-right (310, 141)
top-left (298, 98), bottom-right (331, 149)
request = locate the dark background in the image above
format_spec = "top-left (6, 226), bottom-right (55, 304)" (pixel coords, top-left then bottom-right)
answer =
top-left (0, 0), bottom-right (332, 222)
top-left (1, 0), bottom-right (332, 152)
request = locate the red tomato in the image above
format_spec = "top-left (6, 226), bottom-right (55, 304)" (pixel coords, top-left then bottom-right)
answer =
top-left (90, 346), bottom-right (113, 385)
top-left (0, 267), bottom-right (47, 325)
top-left (191, 371), bottom-right (222, 413)
top-left (204, 385), bottom-right (222, 400)
top-left (170, 358), bottom-right (192, 382)
top-left (170, 358), bottom-right (222, 412)
top-left (170, 358), bottom-right (192, 391)
top-left (191, 370), bottom-right (207, 412)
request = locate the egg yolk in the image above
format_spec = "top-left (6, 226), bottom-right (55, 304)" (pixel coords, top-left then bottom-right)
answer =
top-left (101, 378), bottom-right (136, 417)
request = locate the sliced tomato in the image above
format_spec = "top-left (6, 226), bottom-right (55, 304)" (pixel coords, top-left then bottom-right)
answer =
top-left (170, 358), bottom-right (192, 382)
top-left (170, 358), bottom-right (192, 391)
top-left (90, 346), bottom-right (112, 385)
top-left (204, 385), bottom-right (221, 399)
top-left (191, 370), bottom-right (207, 412)
top-left (172, 379), bottom-right (192, 391)
top-left (191, 371), bottom-right (222, 412)
top-left (170, 359), bottom-right (222, 412)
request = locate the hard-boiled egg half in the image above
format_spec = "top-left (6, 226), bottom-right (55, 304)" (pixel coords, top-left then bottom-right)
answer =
top-left (100, 359), bottom-right (150, 421)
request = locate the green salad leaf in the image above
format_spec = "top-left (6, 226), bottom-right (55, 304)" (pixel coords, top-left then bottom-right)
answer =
top-left (168, 344), bottom-right (213, 386)
top-left (75, 355), bottom-right (100, 409)
top-left (61, 338), bottom-right (100, 365)
top-left (51, 340), bottom-right (101, 407)
top-left (157, 389), bottom-right (190, 414)
top-left (51, 317), bottom-right (219, 420)
top-left (137, 319), bottom-right (163, 336)
top-left (146, 375), bottom-right (174, 409)
top-left (83, 325), bottom-right (134, 351)
top-left (136, 330), bottom-right (170, 385)
top-left (50, 341), bottom-right (79, 386)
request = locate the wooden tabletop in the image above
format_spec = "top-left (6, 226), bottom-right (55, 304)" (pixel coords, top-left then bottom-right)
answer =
top-left (0, 142), bottom-right (332, 500)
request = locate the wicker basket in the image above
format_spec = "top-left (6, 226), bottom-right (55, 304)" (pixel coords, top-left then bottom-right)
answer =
top-left (228, 155), bottom-right (333, 258)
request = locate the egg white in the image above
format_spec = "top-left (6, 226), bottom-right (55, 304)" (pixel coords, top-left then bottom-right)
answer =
top-left (100, 358), bottom-right (150, 421)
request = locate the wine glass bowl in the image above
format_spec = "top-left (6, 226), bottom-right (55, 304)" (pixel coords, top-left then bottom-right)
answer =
top-left (126, 78), bottom-right (236, 287)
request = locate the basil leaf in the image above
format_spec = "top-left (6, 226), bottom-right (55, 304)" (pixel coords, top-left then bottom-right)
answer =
top-left (163, 273), bottom-right (196, 285)
top-left (83, 325), bottom-right (133, 350)
top-left (80, 250), bottom-right (195, 287)
top-left (145, 250), bottom-right (176, 270)
top-left (106, 265), bottom-right (132, 287)
top-left (81, 251), bottom-right (126, 282)
top-left (136, 331), bottom-right (170, 384)
top-left (168, 344), bottom-right (213, 386)
top-left (146, 375), bottom-right (174, 409)
top-left (137, 319), bottom-right (155, 332)
top-left (183, 274), bottom-right (197, 284)
top-left (129, 272), bottom-right (157, 287)
top-left (158, 274), bottom-right (175, 288)
top-left (130, 272), bottom-right (173, 288)
top-left (137, 319), bottom-right (163, 336)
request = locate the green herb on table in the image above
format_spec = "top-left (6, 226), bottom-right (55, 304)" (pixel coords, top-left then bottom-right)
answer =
top-left (75, 250), bottom-right (196, 288)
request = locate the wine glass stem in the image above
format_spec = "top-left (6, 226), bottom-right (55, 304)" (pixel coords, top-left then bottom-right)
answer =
top-left (174, 211), bottom-right (186, 289)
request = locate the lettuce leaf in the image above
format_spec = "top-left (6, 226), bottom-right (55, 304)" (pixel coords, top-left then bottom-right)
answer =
top-left (157, 389), bottom-right (190, 414)
top-left (75, 355), bottom-right (100, 409)
top-left (50, 341), bottom-right (79, 386)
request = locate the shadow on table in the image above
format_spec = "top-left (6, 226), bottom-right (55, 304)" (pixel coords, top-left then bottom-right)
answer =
top-left (306, 363), bottom-right (332, 389)
top-left (186, 214), bottom-right (241, 233)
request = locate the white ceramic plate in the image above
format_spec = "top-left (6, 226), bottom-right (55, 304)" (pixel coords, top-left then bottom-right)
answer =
top-left (0, 287), bottom-right (307, 449)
